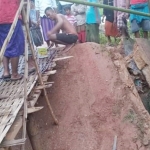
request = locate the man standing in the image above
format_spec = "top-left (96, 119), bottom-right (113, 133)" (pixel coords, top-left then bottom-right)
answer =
top-left (35, 0), bottom-right (57, 46)
top-left (126, 0), bottom-right (150, 38)
top-left (86, 0), bottom-right (101, 44)
top-left (71, 4), bottom-right (86, 43)
top-left (103, 0), bottom-right (120, 46)
top-left (114, 0), bottom-right (130, 38)
top-left (0, 0), bottom-right (25, 81)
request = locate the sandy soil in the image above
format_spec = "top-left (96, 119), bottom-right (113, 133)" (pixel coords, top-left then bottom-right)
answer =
top-left (13, 42), bottom-right (150, 150)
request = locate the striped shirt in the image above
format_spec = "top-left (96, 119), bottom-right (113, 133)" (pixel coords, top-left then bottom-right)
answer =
top-left (65, 15), bottom-right (77, 26)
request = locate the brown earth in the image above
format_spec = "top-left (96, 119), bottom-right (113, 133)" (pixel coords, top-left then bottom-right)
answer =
top-left (14, 43), bottom-right (150, 150)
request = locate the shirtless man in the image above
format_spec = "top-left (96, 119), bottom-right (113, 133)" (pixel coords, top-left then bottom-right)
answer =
top-left (45, 7), bottom-right (78, 50)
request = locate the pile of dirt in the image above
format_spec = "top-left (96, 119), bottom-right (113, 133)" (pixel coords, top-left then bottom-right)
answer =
top-left (23, 43), bottom-right (150, 150)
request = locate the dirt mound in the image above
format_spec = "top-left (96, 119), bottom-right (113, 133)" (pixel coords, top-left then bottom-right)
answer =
top-left (25, 43), bottom-right (150, 150)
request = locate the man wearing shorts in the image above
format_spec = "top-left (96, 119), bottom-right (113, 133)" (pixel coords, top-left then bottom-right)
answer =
top-left (45, 7), bottom-right (78, 50)
top-left (126, 0), bottom-right (150, 38)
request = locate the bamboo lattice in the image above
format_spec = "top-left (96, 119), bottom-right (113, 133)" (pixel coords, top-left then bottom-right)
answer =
top-left (0, 49), bottom-right (56, 144)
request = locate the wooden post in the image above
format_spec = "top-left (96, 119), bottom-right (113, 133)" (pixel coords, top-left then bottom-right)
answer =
top-left (21, 0), bottom-right (30, 150)
top-left (27, 115), bottom-right (43, 150)
top-left (21, 8), bottom-right (58, 125)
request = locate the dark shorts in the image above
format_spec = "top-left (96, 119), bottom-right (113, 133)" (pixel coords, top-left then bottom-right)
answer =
top-left (56, 33), bottom-right (78, 44)
top-left (131, 19), bottom-right (150, 33)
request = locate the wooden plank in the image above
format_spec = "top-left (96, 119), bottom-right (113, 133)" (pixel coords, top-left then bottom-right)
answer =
top-left (28, 107), bottom-right (44, 114)
top-left (43, 70), bottom-right (57, 76)
top-left (28, 90), bottom-right (41, 107)
top-left (2, 116), bottom-right (22, 141)
top-left (21, 2), bottom-right (29, 148)
top-left (0, 139), bottom-right (26, 147)
top-left (53, 56), bottom-right (73, 62)
top-left (35, 84), bottom-right (52, 90)
top-left (135, 38), bottom-right (150, 66)
top-left (133, 41), bottom-right (146, 70)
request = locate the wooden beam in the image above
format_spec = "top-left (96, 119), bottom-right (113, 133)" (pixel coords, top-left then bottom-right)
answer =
top-left (0, 139), bottom-right (26, 147)
top-left (53, 56), bottom-right (73, 62)
top-left (28, 107), bottom-right (44, 114)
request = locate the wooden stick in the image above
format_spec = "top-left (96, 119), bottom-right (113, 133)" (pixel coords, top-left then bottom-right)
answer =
top-left (22, 8), bottom-right (58, 125)
top-left (0, 0), bottom-right (24, 62)
top-left (112, 136), bottom-right (117, 150)
top-left (53, 56), bottom-right (73, 62)
top-left (21, 1), bottom-right (30, 150)
top-left (28, 107), bottom-right (44, 114)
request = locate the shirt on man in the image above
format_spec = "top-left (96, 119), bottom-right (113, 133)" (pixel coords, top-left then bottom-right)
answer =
top-left (86, 0), bottom-right (101, 24)
top-left (103, 0), bottom-right (114, 23)
top-left (35, 0), bottom-right (57, 17)
top-left (0, 0), bottom-right (19, 24)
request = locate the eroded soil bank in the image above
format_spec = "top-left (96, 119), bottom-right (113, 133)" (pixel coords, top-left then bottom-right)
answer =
top-left (15, 43), bottom-right (150, 150)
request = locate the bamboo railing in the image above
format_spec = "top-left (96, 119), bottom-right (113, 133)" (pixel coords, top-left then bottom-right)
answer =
top-left (59, 0), bottom-right (150, 17)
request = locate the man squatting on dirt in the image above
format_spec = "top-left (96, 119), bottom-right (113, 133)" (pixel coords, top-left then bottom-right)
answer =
top-left (45, 7), bottom-right (78, 50)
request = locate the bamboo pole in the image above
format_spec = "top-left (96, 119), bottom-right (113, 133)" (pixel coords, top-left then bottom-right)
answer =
top-left (21, 0), bottom-right (30, 150)
top-left (59, 0), bottom-right (150, 17)
top-left (22, 8), bottom-right (59, 125)
top-left (0, 0), bottom-right (24, 63)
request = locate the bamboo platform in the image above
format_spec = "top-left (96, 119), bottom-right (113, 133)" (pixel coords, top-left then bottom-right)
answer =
top-left (0, 49), bottom-right (56, 144)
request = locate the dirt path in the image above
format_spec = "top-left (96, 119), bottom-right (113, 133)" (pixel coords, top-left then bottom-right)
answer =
top-left (25, 43), bottom-right (150, 150)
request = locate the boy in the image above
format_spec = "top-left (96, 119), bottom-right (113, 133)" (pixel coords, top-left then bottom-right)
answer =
top-left (64, 6), bottom-right (77, 26)
top-left (45, 7), bottom-right (78, 51)
top-left (126, 0), bottom-right (150, 38)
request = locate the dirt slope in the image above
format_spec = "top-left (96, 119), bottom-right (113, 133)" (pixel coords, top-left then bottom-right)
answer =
top-left (25, 43), bottom-right (150, 150)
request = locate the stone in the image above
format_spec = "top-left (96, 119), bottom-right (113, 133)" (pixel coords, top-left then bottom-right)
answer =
top-left (142, 135), bottom-right (149, 146)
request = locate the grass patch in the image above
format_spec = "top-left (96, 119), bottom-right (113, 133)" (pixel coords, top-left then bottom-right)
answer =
top-left (124, 109), bottom-right (136, 123)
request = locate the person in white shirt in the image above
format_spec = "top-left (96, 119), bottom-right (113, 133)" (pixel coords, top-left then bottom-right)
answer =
top-left (35, 0), bottom-right (57, 46)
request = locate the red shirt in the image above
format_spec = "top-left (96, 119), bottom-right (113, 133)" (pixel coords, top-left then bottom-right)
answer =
top-left (0, 0), bottom-right (19, 24)
top-left (130, 0), bottom-right (147, 4)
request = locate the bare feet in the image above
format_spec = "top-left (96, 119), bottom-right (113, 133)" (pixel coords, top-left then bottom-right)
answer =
top-left (11, 73), bottom-right (23, 81)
